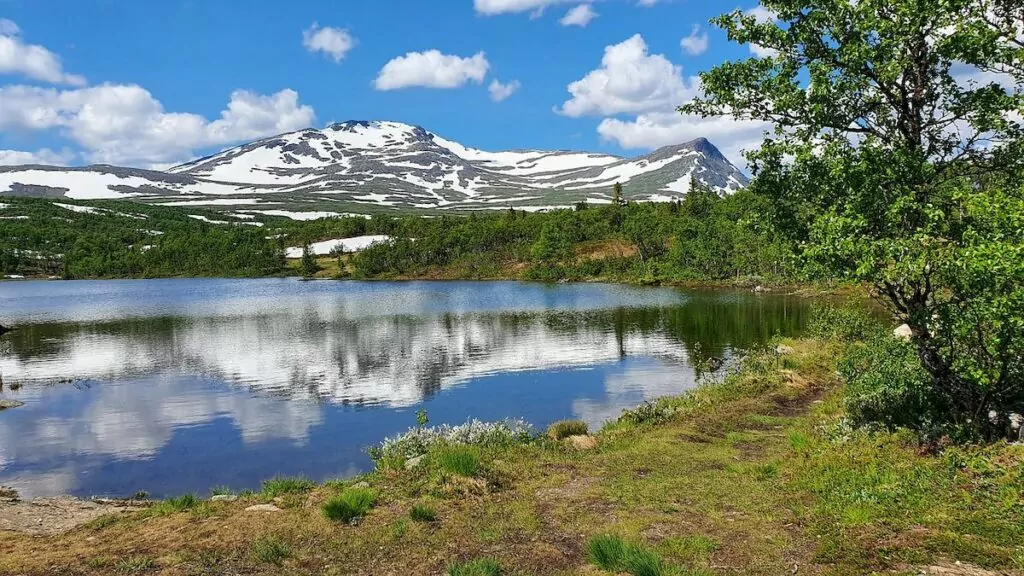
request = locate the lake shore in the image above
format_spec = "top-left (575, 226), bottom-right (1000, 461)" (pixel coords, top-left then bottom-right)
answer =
top-left (2, 336), bottom-right (1020, 576)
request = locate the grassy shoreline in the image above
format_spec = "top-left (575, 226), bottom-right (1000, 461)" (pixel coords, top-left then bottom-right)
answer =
top-left (2, 337), bottom-right (1021, 575)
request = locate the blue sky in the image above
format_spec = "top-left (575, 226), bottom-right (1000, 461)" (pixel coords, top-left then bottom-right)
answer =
top-left (0, 0), bottom-right (770, 169)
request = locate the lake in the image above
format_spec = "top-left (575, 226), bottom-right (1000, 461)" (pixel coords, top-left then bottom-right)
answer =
top-left (0, 279), bottom-right (810, 499)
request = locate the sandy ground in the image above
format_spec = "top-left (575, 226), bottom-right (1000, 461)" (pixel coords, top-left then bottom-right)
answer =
top-left (0, 496), bottom-right (150, 536)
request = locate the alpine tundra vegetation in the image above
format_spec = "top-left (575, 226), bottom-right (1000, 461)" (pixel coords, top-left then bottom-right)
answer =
top-left (1, 0), bottom-right (1023, 574)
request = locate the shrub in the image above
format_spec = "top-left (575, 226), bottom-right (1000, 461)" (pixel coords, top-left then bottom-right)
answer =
top-left (547, 419), bottom-right (588, 440)
top-left (840, 335), bottom-right (943, 436)
top-left (369, 419), bottom-right (533, 468)
top-left (587, 534), bottom-right (626, 571)
top-left (250, 535), bottom-right (291, 566)
top-left (410, 504), bottom-right (437, 522)
top-left (447, 558), bottom-right (502, 576)
top-left (618, 400), bottom-right (678, 426)
top-left (807, 304), bottom-right (882, 343)
top-left (436, 446), bottom-right (481, 477)
top-left (260, 476), bottom-right (314, 498)
top-left (322, 488), bottom-right (376, 523)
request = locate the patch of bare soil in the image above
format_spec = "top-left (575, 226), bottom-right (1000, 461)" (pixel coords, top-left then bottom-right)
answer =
top-left (0, 497), bottom-right (149, 536)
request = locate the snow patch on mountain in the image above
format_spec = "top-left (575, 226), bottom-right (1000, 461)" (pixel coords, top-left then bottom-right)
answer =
top-left (285, 235), bottom-right (392, 258)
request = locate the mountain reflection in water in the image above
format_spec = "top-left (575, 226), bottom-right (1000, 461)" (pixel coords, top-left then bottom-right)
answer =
top-left (0, 279), bottom-right (809, 498)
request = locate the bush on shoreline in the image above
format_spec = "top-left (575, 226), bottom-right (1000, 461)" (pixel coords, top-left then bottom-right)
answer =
top-left (368, 418), bottom-right (534, 469)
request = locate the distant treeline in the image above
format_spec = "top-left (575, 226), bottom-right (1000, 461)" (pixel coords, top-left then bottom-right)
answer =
top-left (0, 185), bottom-right (797, 284)
top-left (0, 198), bottom-right (285, 279)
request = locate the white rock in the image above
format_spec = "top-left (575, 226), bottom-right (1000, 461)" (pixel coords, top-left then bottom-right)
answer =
top-left (1009, 413), bottom-right (1023, 431)
top-left (893, 324), bottom-right (913, 341)
top-left (210, 495), bottom-right (238, 502)
top-left (404, 455), bottom-right (425, 470)
top-left (776, 344), bottom-right (795, 355)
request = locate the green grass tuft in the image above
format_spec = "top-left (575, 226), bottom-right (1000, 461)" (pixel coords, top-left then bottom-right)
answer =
top-left (587, 534), bottom-right (626, 571)
top-left (250, 535), bottom-right (292, 566)
top-left (210, 485), bottom-right (233, 496)
top-left (321, 488), bottom-right (376, 523)
top-left (410, 503), bottom-right (437, 522)
top-left (587, 535), bottom-right (669, 576)
top-left (146, 493), bottom-right (198, 517)
top-left (435, 446), bottom-right (481, 477)
top-left (115, 555), bottom-right (156, 574)
top-left (621, 544), bottom-right (665, 576)
top-left (547, 419), bottom-right (588, 440)
top-left (447, 558), bottom-right (502, 576)
top-left (260, 476), bottom-right (314, 498)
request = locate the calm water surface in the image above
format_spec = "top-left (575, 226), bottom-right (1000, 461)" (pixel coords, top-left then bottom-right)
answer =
top-left (0, 279), bottom-right (810, 498)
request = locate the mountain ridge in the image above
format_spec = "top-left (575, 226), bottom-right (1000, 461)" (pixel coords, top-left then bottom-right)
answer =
top-left (0, 120), bottom-right (748, 216)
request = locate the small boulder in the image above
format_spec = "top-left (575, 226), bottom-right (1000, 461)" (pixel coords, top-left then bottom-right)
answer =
top-left (0, 400), bottom-right (25, 410)
top-left (210, 495), bottom-right (237, 503)
top-left (775, 344), bottom-right (795, 355)
top-left (894, 324), bottom-right (913, 341)
top-left (404, 455), bottom-right (425, 470)
top-left (245, 504), bottom-right (281, 513)
top-left (566, 435), bottom-right (599, 450)
top-left (351, 481), bottom-right (371, 489)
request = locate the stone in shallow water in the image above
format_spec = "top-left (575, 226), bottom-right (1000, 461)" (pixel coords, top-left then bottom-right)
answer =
top-left (0, 400), bottom-right (25, 410)
top-left (245, 504), bottom-right (281, 512)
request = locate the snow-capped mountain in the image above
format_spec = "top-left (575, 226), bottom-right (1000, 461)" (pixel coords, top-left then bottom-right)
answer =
top-left (0, 121), bottom-right (748, 215)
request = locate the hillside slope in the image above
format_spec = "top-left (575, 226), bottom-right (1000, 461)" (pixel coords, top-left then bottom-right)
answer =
top-left (0, 121), bottom-right (747, 215)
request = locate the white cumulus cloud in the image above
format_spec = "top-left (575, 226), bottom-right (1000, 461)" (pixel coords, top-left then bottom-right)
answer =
top-left (0, 19), bottom-right (86, 86)
top-left (0, 19), bottom-right (19, 36)
top-left (598, 112), bottom-right (771, 167)
top-left (374, 50), bottom-right (490, 91)
top-left (562, 33), bottom-right (769, 167)
top-left (473, 0), bottom-right (578, 15)
top-left (559, 34), bottom-right (698, 117)
top-left (680, 25), bottom-right (709, 55)
top-left (560, 4), bottom-right (598, 26)
top-left (302, 23), bottom-right (355, 63)
top-left (0, 84), bottom-right (316, 166)
top-left (488, 79), bottom-right (521, 102)
top-left (0, 147), bottom-right (76, 166)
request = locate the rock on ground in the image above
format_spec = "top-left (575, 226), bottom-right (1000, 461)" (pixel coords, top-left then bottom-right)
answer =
top-left (566, 435), bottom-right (599, 450)
top-left (894, 324), bottom-right (914, 340)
